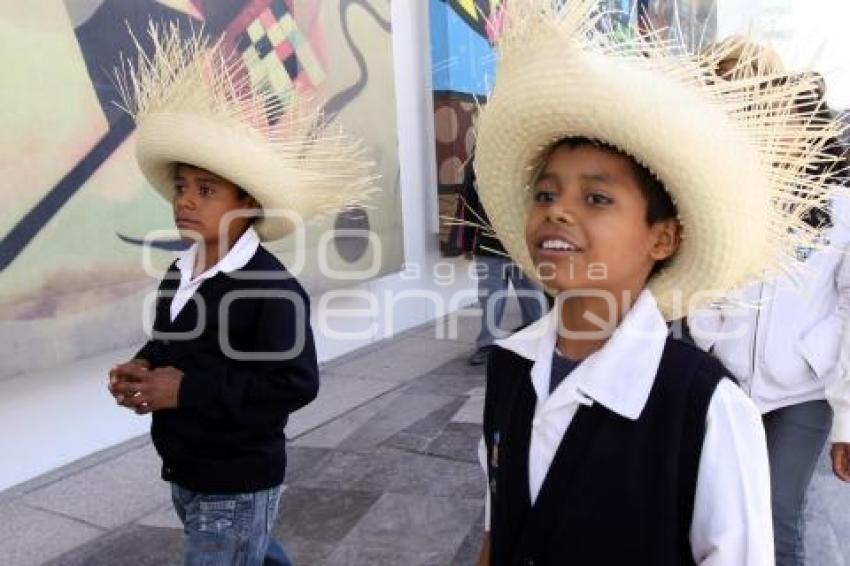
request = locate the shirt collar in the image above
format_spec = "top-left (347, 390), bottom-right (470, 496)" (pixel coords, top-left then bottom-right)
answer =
top-left (175, 226), bottom-right (260, 284)
top-left (495, 289), bottom-right (668, 420)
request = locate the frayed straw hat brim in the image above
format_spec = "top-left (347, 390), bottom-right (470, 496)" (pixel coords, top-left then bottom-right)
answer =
top-left (117, 23), bottom-right (377, 242)
top-left (474, 0), bottom-right (842, 319)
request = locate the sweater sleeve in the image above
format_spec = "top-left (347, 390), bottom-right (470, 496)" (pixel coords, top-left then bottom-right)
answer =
top-left (177, 284), bottom-right (319, 425)
top-left (133, 341), bottom-right (156, 364)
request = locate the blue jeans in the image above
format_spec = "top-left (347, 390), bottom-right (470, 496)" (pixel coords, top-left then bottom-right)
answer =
top-left (171, 483), bottom-right (292, 566)
top-left (474, 256), bottom-right (545, 349)
top-left (763, 400), bottom-right (832, 566)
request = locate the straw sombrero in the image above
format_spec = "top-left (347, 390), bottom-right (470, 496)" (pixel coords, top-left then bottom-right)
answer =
top-left (116, 23), bottom-right (376, 241)
top-left (474, 0), bottom-right (843, 319)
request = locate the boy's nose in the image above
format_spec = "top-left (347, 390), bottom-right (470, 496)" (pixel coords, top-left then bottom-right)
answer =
top-left (174, 192), bottom-right (197, 209)
top-left (547, 203), bottom-right (576, 225)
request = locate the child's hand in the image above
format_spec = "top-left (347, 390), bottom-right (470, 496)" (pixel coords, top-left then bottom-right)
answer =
top-left (108, 359), bottom-right (150, 404)
top-left (110, 364), bottom-right (184, 415)
top-left (831, 443), bottom-right (850, 482)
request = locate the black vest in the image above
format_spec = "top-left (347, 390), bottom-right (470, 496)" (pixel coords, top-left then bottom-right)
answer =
top-left (483, 337), bottom-right (727, 566)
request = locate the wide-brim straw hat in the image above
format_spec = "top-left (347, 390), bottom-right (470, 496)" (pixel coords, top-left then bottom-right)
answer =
top-left (116, 23), bottom-right (376, 242)
top-left (474, 0), bottom-right (843, 319)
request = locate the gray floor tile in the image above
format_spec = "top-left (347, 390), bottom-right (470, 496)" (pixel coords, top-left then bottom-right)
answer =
top-left (425, 423), bottom-right (481, 463)
top-left (283, 446), bottom-right (334, 485)
top-left (296, 447), bottom-right (486, 500)
top-left (337, 394), bottom-right (457, 452)
top-left (21, 443), bottom-right (168, 529)
top-left (383, 397), bottom-right (476, 459)
top-left (326, 545), bottom-right (448, 566)
top-left (287, 375), bottom-right (397, 438)
top-left (451, 389), bottom-right (485, 424)
top-left (450, 509), bottom-right (485, 566)
top-left (279, 536), bottom-right (337, 565)
top-left (47, 524), bottom-right (182, 566)
top-left (328, 492), bottom-right (482, 564)
top-left (137, 503), bottom-right (182, 530)
top-left (276, 486), bottom-right (381, 543)
top-left (292, 390), bottom-right (405, 449)
top-left (0, 502), bottom-right (103, 566)
top-left (382, 431), bottom-right (433, 453)
top-left (399, 397), bottom-right (467, 438)
top-left (423, 356), bottom-right (485, 377)
top-left (402, 367), bottom-right (484, 397)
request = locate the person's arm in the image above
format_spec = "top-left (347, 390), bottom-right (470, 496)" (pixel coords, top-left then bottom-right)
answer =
top-left (689, 379), bottom-right (774, 565)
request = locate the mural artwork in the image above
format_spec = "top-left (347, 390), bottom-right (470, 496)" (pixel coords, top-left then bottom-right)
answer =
top-left (0, 0), bottom-right (401, 379)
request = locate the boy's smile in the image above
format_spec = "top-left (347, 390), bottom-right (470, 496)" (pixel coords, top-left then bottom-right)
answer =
top-left (535, 231), bottom-right (584, 257)
top-left (525, 144), bottom-right (679, 297)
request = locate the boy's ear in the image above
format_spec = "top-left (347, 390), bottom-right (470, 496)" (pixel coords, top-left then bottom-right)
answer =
top-left (649, 219), bottom-right (681, 262)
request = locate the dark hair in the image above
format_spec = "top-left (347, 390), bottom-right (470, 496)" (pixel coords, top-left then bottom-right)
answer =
top-left (539, 137), bottom-right (679, 277)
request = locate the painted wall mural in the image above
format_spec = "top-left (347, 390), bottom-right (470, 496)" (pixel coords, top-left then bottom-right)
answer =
top-left (0, 0), bottom-right (400, 379)
top-left (429, 0), bottom-right (501, 256)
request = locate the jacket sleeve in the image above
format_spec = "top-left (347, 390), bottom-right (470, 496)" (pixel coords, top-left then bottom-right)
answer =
top-left (177, 284), bottom-right (319, 426)
top-left (826, 246), bottom-right (850, 442)
top-left (133, 341), bottom-right (156, 364)
top-left (799, 241), bottom-right (850, 381)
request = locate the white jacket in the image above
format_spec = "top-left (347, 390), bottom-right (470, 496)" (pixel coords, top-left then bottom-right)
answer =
top-left (689, 196), bottom-right (850, 442)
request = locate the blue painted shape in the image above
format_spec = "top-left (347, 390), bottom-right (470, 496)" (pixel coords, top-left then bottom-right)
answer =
top-left (429, 0), bottom-right (496, 97)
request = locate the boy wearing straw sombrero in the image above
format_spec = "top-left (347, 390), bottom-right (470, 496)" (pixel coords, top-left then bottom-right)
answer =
top-left (473, 1), bottom-right (843, 565)
top-left (106, 25), bottom-right (375, 566)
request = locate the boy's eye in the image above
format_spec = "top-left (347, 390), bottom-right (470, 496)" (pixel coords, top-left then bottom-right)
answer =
top-left (174, 184), bottom-right (185, 194)
top-left (585, 192), bottom-right (613, 206)
top-left (199, 185), bottom-right (214, 197)
top-left (533, 189), bottom-right (556, 204)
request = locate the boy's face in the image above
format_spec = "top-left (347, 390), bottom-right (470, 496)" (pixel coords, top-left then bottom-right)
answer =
top-left (172, 164), bottom-right (257, 246)
top-left (525, 145), bottom-right (679, 297)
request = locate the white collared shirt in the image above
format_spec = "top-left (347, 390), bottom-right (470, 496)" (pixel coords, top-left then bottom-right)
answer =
top-left (170, 227), bottom-right (260, 322)
top-left (479, 290), bottom-right (774, 565)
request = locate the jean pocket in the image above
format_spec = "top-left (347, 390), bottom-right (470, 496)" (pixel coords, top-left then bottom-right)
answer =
top-left (197, 498), bottom-right (238, 534)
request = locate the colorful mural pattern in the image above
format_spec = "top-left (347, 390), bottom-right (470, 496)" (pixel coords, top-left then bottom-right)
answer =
top-left (0, 0), bottom-right (400, 379)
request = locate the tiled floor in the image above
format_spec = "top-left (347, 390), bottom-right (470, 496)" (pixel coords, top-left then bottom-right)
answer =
top-left (2, 307), bottom-right (849, 565)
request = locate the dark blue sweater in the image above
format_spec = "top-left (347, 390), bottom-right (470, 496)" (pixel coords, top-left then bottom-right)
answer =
top-left (136, 245), bottom-right (319, 493)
